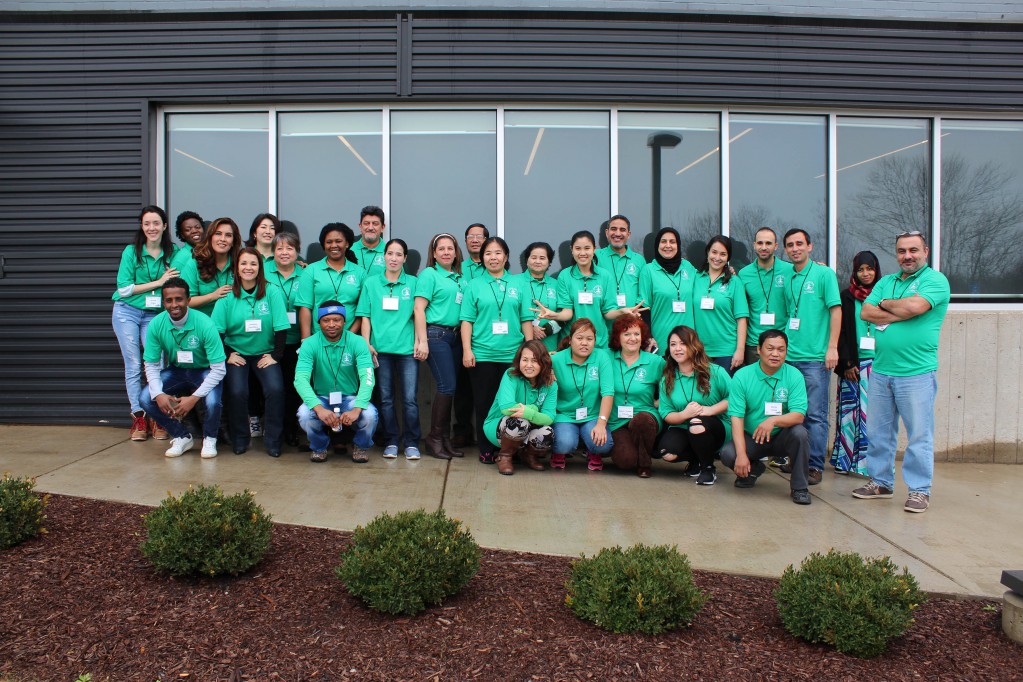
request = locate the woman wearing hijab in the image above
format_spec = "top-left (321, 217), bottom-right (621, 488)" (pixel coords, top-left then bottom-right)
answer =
top-left (637, 227), bottom-right (697, 354)
top-left (830, 250), bottom-right (881, 476)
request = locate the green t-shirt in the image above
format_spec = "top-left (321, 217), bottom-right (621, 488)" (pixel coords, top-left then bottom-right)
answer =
top-left (459, 271), bottom-right (533, 363)
top-left (482, 371), bottom-right (559, 447)
top-left (415, 264), bottom-right (465, 327)
top-left (864, 266), bottom-right (950, 376)
top-left (179, 256), bottom-right (233, 317)
top-left (111, 245), bottom-right (176, 311)
top-left (783, 262), bottom-right (841, 362)
top-left (350, 239), bottom-right (386, 279)
top-left (294, 258), bottom-right (364, 331)
top-left (265, 260), bottom-right (302, 345)
top-left (551, 348), bottom-right (614, 424)
top-left (658, 362), bottom-right (733, 441)
top-left (513, 271), bottom-right (560, 352)
top-left (595, 246), bottom-right (646, 307)
top-left (853, 299), bottom-right (876, 362)
top-left (607, 350), bottom-right (666, 431)
top-left (738, 259), bottom-right (792, 346)
top-left (143, 309), bottom-right (226, 369)
top-left (355, 271), bottom-right (418, 355)
top-left (637, 259), bottom-right (698, 353)
top-left (692, 272), bottom-right (751, 358)
top-left (211, 286), bottom-right (291, 356)
top-left (555, 265), bottom-right (616, 348)
top-left (463, 260), bottom-right (486, 281)
top-left (170, 244), bottom-right (194, 272)
top-left (727, 361), bottom-right (808, 437)
top-left (294, 330), bottom-right (376, 409)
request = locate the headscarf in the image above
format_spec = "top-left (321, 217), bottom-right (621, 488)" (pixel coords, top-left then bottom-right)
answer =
top-left (849, 250), bottom-right (881, 302)
top-left (653, 227), bottom-right (683, 275)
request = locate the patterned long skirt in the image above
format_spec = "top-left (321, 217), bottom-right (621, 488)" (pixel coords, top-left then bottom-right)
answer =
top-left (830, 359), bottom-right (872, 476)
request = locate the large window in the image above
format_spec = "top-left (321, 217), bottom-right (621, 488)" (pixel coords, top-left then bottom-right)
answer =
top-left (504, 111), bottom-right (609, 269)
top-left (836, 117), bottom-right (931, 285)
top-left (940, 120), bottom-right (1023, 298)
top-left (278, 111), bottom-right (382, 261)
top-left (618, 112), bottom-right (720, 262)
top-left (166, 113), bottom-right (269, 228)
top-left (728, 114), bottom-right (827, 268)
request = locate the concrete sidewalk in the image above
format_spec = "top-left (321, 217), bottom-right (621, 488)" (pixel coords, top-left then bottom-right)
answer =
top-left (1, 424), bottom-right (1018, 599)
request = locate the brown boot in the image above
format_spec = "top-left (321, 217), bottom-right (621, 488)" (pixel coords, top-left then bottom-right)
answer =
top-left (496, 436), bottom-right (518, 475)
top-left (425, 399), bottom-right (451, 460)
top-left (434, 394), bottom-right (463, 457)
top-left (521, 445), bottom-right (546, 471)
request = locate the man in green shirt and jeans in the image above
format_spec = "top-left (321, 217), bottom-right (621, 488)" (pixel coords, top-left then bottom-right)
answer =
top-left (853, 231), bottom-right (950, 513)
top-left (720, 329), bottom-right (813, 505)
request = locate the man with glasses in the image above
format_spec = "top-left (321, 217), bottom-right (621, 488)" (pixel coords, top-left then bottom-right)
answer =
top-left (853, 231), bottom-right (949, 513)
top-left (462, 223), bottom-right (489, 281)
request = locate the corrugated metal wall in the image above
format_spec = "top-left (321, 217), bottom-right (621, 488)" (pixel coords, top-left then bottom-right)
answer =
top-left (0, 10), bottom-right (1020, 424)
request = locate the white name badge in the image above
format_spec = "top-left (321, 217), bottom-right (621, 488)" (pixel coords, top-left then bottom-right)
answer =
top-left (329, 391), bottom-right (344, 405)
top-left (578, 291), bottom-right (594, 305)
top-left (616, 293), bottom-right (627, 307)
top-left (245, 319), bottom-right (262, 333)
top-left (145, 295), bottom-right (161, 309)
top-left (875, 323), bottom-right (890, 332)
top-left (287, 311), bottom-right (297, 325)
top-left (455, 292), bottom-right (463, 304)
top-left (176, 350), bottom-right (194, 364)
top-left (672, 300), bottom-right (686, 313)
top-left (617, 405), bottom-right (634, 419)
top-left (788, 318), bottom-right (801, 331)
top-left (575, 407), bottom-right (589, 420)
top-left (492, 321), bottom-right (509, 335)
top-left (765, 402), bottom-right (783, 416)
top-left (382, 297), bottom-right (400, 311)
top-left (700, 297), bottom-right (715, 310)
top-left (760, 312), bottom-right (776, 326)
top-left (859, 336), bottom-right (876, 350)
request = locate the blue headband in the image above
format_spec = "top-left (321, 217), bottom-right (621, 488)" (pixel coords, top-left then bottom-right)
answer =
top-left (317, 305), bottom-right (346, 321)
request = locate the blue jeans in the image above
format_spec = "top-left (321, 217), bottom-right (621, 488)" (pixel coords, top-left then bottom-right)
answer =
top-left (225, 358), bottom-right (284, 449)
top-left (376, 352), bottom-right (421, 448)
top-left (298, 395), bottom-right (379, 452)
top-left (112, 301), bottom-right (158, 414)
top-left (866, 371), bottom-right (937, 495)
top-left (139, 367), bottom-right (223, 440)
top-left (553, 419), bottom-right (614, 456)
top-left (790, 360), bottom-right (830, 471)
top-left (425, 325), bottom-right (461, 396)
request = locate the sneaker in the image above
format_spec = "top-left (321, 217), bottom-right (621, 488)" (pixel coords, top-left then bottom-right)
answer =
top-left (852, 481), bottom-right (894, 499)
top-left (405, 446), bottom-right (421, 461)
top-left (734, 459), bottom-right (766, 488)
top-left (769, 455), bottom-right (789, 468)
top-left (904, 492), bottom-right (929, 513)
top-left (696, 467), bottom-right (717, 486)
top-left (791, 489), bottom-right (812, 505)
top-left (352, 446), bottom-right (369, 463)
top-left (682, 460), bottom-right (701, 477)
top-left (149, 418), bottom-right (169, 440)
top-left (200, 437), bottom-right (218, 459)
top-left (383, 445), bottom-right (399, 459)
top-left (587, 452), bottom-right (604, 471)
top-left (164, 435), bottom-right (193, 458)
top-left (479, 449), bottom-right (495, 464)
top-left (808, 468), bottom-right (823, 486)
top-left (310, 450), bottom-right (328, 463)
top-left (249, 416), bottom-right (263, 438)
top-left (550, 453), bottom-right (566, 469)
top-left (130, 412), bottom-right (148, 441)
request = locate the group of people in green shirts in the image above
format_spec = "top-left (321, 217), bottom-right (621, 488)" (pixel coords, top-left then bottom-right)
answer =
top-left (113, 207), bottom-right (949, 511)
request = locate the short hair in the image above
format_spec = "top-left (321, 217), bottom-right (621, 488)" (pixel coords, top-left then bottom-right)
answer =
top-left (360, 205), bottom-right (386, 224)
top-left (318, 299), bottom-right (346, 322)
top-left (161, 276), bottom-right (190, 297)
top-left (608, 313), bottom-right (652, 352)
top-left (557, 317), bottom-right (598, 351)
top-left (465, 223), bottom-right (489, 239)
top-left (895, 230), bottom-right (929, 247)
top-left (271, 231), bottom-right (301, 253)
top-left (607, 214), bottom-right (631, 230)
top-left (782, 228), bottom-right (811, 246)
top-left (425, 233), bottom-right (464, 274)
top-left (758, 329), bottom-right (788, 347)
top-left (510, 340), bottom-right (555, 387)
top-left (174, 210), bottom-right (204, 242)
top-left (318, 222), bottom-right (359, 264)
top-left (520, 241), bottom-right (555, 270)
top-left (754, 226), bottom-right (777, 241)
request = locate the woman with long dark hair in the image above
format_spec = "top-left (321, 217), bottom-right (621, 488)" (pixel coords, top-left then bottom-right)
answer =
top-left (181, 216), bottom-right (241, 316)
top-left (247, 213), bottom-right (280, 261)
top-left (693, 235), bottom-right (750, 375)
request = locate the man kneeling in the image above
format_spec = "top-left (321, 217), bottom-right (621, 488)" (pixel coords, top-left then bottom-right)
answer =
top-left (720, 330), bottom-right (812, 505)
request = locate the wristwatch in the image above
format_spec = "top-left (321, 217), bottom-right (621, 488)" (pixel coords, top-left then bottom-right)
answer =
top-left (877, 299), bottom-right (888, 312)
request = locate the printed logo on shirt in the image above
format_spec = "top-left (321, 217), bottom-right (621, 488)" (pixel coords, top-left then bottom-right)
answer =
top-left (775, 387), bottom-right (789, 402)
top-left (635, 368), bottom-right (647, 380)
top-left (345, 274), bottom-right (357, 285)
top-left (257, 301), bottom-right (270, 316)
top-left (401, 286), bottom-right (412, 300)
top-left (804, 281), bottom-right (815, 294)
top-left (626, 263), bottom-right (637, 275)
top-left (592, 285), bottom-right (603, 296)
top-left (508, 287), bottom-right (519, 300)
top-left (342, 352), bottom-right (354, 365)
top-left (774, 275), bottom-right (785, 287)
top-left (537, 389), bottom-right (548, 406)
top-left (908, 283), bottom-right (918, 294)
top-left (373, 255), bottom-right (385, 266)
top-left (588, 366), bottom-right (599, 380)
top-left (681, 271), bottom-right (690, 280)
top-left (717, 283), bottom-right (729, 293)
top-left (183, 334), bottom-right (201, 350)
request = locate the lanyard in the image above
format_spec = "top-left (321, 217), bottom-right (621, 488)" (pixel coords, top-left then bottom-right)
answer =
top-left (570, 360), bottom-right (589, 404)
top-left (608, 253), bottom-right (630, 293)
top-left (756, 263), bottom-right (775, 312)
top-left (169, 324), bottom-right (194, 353)
top-left (528, 276), bottom-right (550, 304)
top-left (242, 289), bottom-right (258, 318)
top-left (324, 336), bottom-right (350, 388)
top-left (660, 268), bottom-right (684, 300)
top-left (675, 369), bottom-right (695, 404)
top-left (617, 356), bottom-right (640, 404)
top-left (386, 274), bottom-right (404, 297)
top-left (213, 264), bottom-right (230, 288)
top-left (142, 252), bottom-right (166, 285)
top-left (519, 380), bottom-right (547, 408)
top-left (891, 272), bottom-right (918, 299)
top-left (273, 271), bottom-right (296, 307)
top-left (325, 265), bottom-right (347, 301)
top-left (573, 265), bottom-right (595, 292)
top-left (762, 375), bottom-right (781, 400)
top-left (487, 275), bottom-right (509, 320)
top-left (788, 261), bottom-right (814, 317)
top-left (704, 271), bottom-right (724, 297)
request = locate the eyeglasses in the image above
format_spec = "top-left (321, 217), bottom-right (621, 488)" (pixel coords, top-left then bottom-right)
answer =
top-left (895, 230), bottom-right (924, 240)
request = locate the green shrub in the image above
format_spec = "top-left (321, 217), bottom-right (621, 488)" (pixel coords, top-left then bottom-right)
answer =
top-left (140, 485), bottom-right (273, 577)
top-left (335, 509), bottom-right (481, 615)
top-left (565, 544), bottom-right (706, 634)
top-left (0, 474), bottom-right (48, 549)
top-left (775, 549), bottom-right (926, 658)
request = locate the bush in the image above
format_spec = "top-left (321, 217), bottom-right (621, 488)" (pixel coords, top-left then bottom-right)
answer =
top-left (336, 509), bottom-right (481, 615)
top-left (0, 474), bottom-right (48, 549)
top-left (140, 485), bottom-right (273, 577)
top-left (775, 549), bottom-right (926, 658)
top-left (565, 544), bottom-right (706, 634)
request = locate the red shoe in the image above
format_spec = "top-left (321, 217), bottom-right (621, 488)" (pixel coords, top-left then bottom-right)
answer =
top-left (550, 453), bottom-right (566, 469)
top-left (587, 452), bottom-right (604, 471)
top-left (148, 418), bottom-right (169, 440)
top-left (129, 412), bottom-right (148, 441)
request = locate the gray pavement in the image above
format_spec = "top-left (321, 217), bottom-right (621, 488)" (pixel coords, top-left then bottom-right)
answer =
top-left (1, 424), bottom-right (1018, 598)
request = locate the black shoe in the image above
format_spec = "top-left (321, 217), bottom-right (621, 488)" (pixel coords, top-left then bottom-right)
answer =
top-left (779, 462), bottom-right (793, 474)
top-left (696, 467), bottom-right (717, 486)
top-left (682, 461), bottom-right (701, 478)
top-left (267, 449), bottom-right (281, 458)
top-left (734, 459), bottom-right (766, 488)
top-left (233, 445), bottom-right (248, 455)
top-left (791, 489), bottom-right (812, 505)
top-left (770, 455), bottom-right (789, 469)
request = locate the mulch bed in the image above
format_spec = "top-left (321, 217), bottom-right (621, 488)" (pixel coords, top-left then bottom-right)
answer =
top-left (1, 495), bottom-right (1018, 681)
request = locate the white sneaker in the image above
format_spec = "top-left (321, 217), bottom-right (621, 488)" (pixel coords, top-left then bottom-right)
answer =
top-left (249, 416), bottom-right (263, 438)
top-left (200, 436), bottom-right (218, 459)
top-left (164, 435), bottom-right (194, 458)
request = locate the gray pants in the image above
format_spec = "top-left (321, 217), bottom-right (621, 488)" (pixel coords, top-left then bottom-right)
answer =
top-left (720, 424), bottom-right (810, 491)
